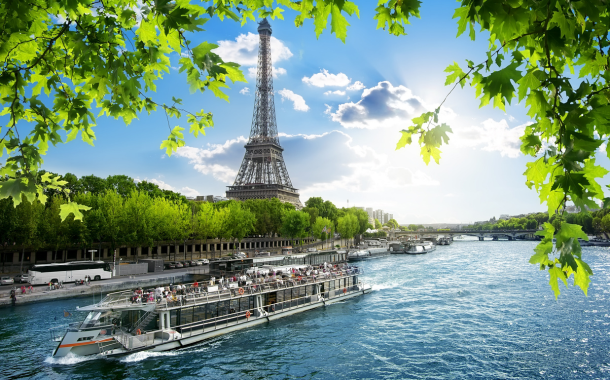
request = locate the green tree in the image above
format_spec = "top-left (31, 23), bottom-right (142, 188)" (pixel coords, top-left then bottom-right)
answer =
top-left (226, 202), bottom-right (256, 253)
top-left (13, 196), bottom-right (44, 272)
top-left (312, 216), bottom-right (334, 249)
top-left (374, 219), bottom-right (382, 230)
top-left (280, 209), bottom-right (310, 247)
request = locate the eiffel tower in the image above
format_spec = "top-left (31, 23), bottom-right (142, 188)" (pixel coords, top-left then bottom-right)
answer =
top-left (226, 19), bottom-right (302, 208)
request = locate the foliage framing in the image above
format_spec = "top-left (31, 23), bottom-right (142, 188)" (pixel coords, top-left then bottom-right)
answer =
top-left (392, 0), bottom-right (610, 298)
top-left (1, 0), bottom-right (608, 297)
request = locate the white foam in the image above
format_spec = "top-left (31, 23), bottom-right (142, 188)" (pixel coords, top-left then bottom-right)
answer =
top-left (120, 350), bottom-right (179, 363)
top-left (44, 352), bottom-right (100, 365)
top-left (371, 283), bottom-right (397, 291)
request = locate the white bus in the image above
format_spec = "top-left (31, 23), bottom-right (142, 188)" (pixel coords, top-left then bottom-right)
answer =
top-left (28, 261), bottom-right (112, 285)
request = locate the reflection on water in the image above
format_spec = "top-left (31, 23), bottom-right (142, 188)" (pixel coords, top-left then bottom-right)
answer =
top-left (1, 241), bottom-right (609, 379)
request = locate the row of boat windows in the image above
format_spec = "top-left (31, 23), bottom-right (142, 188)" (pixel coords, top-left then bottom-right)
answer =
top-left (77, 336), bottom-right (94, 342)
top-left (167, 277), bottom-right (357, 327)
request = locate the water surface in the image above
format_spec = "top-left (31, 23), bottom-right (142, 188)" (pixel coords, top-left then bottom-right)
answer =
top-left (1, 241), bottom-right (609, 379)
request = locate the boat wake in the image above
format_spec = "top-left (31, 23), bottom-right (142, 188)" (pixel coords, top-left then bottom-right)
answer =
top-left (44, 352), bottom-right (100, 365)
top-left (371, 283), bottom-right (399, 291)
top-left (120, 350), bottom-right (179, 363)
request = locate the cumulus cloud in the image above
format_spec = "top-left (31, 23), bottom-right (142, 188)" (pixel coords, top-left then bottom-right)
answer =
top-left (452, 119), bottom-right (529, 158)
top-left (302, 69), bottom-right (351, 88)
top-left (247, 66), bottom-right (287, 78)
top-left (276, 130), bottom-right (439, 194)
top-left (216, 32), bottom-right (292, 66)
top-left (174, 137), bottom-right (247, 183)
top-left (324, 90), bottom-right (346, 96)
top-left (216, 33), bottom-right (291, 81)
top-left (331, 81), bottom-right (429, 129)
top-left (278, 89), bottom-right (310, 111)
top-left (135, 178), bottom-right (201, 197)
top-left (239, 87), bottom-right (250, 95)
top-left (346, 81), bottom-right (365, 91)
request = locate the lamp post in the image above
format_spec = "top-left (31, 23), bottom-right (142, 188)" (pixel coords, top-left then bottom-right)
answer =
top-left (88, 250), bottom-right (97, 262)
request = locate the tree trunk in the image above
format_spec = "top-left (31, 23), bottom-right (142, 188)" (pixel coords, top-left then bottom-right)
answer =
top-left (20, 247), bottom-right (24, 274)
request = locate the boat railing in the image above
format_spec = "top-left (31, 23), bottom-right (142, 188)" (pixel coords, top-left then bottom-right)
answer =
top-left (157, 267), bottom-right (363, 310)
top-left (176, 282), bottom-right (363, 338)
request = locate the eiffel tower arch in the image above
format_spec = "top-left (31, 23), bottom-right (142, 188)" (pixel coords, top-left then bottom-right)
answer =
top-left (226, 19), bottom-right (302, 208)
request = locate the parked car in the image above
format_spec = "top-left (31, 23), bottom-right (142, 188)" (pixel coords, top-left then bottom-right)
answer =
top-left (14, 274), bottom-right (29, 283)
top-left (164, 262), bottom-right (176, 270)
top-left (232, 252), bottom-right (247, 259)
top-left (192, 260), bottom-right (203, 266)
top-left (187, 260), bottom-right (198, 267)
top-left (1, 276), bottom-right (14, 285)
top-left (173, 261), bottom-right (184, 268)
top-left (197, 259), bottom-right (209, 265)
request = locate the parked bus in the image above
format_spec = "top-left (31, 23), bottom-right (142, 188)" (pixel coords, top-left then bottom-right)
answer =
top-left (28, 261), bottom-right (112, 285)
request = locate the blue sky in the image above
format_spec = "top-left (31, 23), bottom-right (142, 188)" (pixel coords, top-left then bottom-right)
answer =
top-left (34, 1), bottom-right (610, 224)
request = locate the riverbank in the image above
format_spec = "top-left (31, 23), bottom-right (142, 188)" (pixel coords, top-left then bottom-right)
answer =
top-left (0, 270), bottom-right (199, 307)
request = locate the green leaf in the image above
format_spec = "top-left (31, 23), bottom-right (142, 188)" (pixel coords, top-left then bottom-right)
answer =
top-left (0, 178), bottom-right (28, 206)
top-left (556, 222), bottom-right (588, 249)
top-left (548, 265), bottom-right (567, 299)
top-left (396, 130), bottom-right (413, 150)
top-left (573, 258), bottom-right (592, 296)
top-left (59, 201), bottom-right (91, 221)
top-left (444, 61), bottom-right (466, 87)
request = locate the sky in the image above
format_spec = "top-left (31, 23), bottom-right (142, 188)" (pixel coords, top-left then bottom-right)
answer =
top-left (32, 1), bottom-right (610, 224)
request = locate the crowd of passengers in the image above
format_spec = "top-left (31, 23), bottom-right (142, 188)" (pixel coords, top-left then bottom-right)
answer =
top-left (128, 263), bottom-right (360, 306)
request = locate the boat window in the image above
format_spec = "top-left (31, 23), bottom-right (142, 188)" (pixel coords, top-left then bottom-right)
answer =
top-left (76, 336), bottom-right (94, 341)
top-left (206, 303), bottom-right (217, 319)
top-left (180, 307), bottom-right (193, 325)
top-left (82, 311), bottom-right (101, 327)
top-left (170, 310), bottom-right (178, 327)
top-left (193, 305), bottom-right (206, 322)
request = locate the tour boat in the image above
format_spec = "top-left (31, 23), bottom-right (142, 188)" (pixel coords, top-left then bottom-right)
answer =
top-left (347, 248), bottom-right (390, 261)
top-left (50, 265), bottom-right (371, 358)
top-left (390, 241), bottom-right (436, 254)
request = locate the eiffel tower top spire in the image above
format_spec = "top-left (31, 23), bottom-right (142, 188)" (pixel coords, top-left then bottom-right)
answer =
top-left (248, 18), bottom-right (280, 147)
top-left (226, 19), bottom-right (302, 208)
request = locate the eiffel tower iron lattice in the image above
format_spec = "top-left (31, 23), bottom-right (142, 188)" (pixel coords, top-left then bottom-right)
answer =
top-left (226, 19), bottom-right (302, 208)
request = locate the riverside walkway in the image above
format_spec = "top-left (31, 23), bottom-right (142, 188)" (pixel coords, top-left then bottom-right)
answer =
top-left (0, 268), bottom-right (208, 307)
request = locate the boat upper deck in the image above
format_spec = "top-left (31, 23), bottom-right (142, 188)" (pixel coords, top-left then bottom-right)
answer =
top-left (78, 264), bottom-right (364, 312)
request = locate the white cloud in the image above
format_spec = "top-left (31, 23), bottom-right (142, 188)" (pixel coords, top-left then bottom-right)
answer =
top-left (216, 32), bottom-right (292, 66)
top-left (135, 178), bottom-right (200, 197)
top-left (239, 87), bottom-right (250, 95)
top-left (278, 89), bottom-right (310, 112)
top-left (346, 81), bottom-right (365, 91)
top-left (324, 104), bottom-right (332, 115)
top-left (276, 130), bottom-right (439, 195)
top-left (248, 66), bottom-right (287, 78)
top-left (324, 90), bottom-right (346, 96)
top-left (452, 119), bottom-right (529, 158)
top-left (302, 69), bottom-right (351, 88)
top-left (331, 81), bottom-right (428, 129)
top-left (174, 137), bottom-right (247, 183)
top-left (180, 187), bottom-right (200, 197)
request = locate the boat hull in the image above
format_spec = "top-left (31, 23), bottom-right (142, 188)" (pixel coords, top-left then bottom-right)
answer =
top-left (102, 286), bottom-right (372, 357)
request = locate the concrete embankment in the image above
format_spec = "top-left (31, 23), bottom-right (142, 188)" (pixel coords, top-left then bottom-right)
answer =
top-left (0, 271), bottom-right (201, 307)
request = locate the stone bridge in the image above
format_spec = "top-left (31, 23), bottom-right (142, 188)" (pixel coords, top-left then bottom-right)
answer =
top-left (393, 229), bottom-right (539, 241)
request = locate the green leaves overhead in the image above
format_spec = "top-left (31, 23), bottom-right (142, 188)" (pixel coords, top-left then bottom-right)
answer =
top-left (396, 108), bottom-right (452, 165)
top-left (392, 0), bottom-right (610, 298)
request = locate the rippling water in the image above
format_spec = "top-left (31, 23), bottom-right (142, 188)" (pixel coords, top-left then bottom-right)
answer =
top-left (1, 241), bottom-right (609, 379)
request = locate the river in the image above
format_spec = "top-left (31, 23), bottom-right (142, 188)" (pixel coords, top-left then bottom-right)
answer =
top-left (1, 240), bottom-right (609, 379)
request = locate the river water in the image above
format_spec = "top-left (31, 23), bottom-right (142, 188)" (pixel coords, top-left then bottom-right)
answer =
top-left (1, 241), bottom-right (609, 379)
